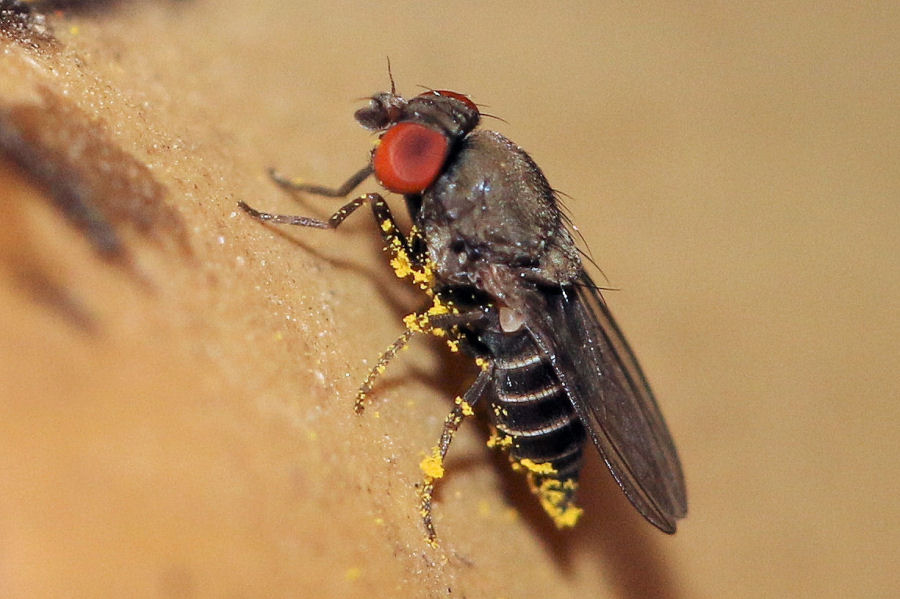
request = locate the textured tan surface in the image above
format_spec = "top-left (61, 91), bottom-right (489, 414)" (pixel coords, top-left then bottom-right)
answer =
top-left (1, 2), bottom-right (897, 597)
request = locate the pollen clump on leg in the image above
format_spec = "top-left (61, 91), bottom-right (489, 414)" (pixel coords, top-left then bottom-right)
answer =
top-left (453, 396), bottom-right (475, 417)
top-left (389, 252), bottom-right (415, 280)
top-left (419, 447), bottom-right (445, 480)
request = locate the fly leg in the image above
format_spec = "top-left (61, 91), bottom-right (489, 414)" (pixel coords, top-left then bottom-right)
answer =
top-left (268, 165), bottom-right (373, 198)
top-left (239, 186), bottom-right (494, 546)
top-left (238, 192), bottom-right (433, 412)
top-left (349, 302), bottom-right (493, 544)
top-left (419, 366), bottom-right (492, 547)
top-left (238, 189), bottom-right (420, 272)
top-left (352, 328), bottom-right (414, 414)
top-left (352, 303), bottom-right (489, 415)
top-left (238, 192), bottom-right (377, 231)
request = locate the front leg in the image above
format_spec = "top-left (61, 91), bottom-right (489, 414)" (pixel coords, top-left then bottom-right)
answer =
top-left (269, 165), bottom-right (373, 198)
top-left (241, 189), bottom-right (421, 260)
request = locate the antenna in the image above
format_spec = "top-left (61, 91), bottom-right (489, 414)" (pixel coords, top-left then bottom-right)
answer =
top-left (386, 57), bottom-right (396, 95)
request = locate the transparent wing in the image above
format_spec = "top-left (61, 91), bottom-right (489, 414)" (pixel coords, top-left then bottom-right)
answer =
top-left (525, 275), bottom-right (687, 532)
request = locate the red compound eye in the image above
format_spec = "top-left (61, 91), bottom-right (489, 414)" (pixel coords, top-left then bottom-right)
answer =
top-left (373, 122), bottom-right (449, 194)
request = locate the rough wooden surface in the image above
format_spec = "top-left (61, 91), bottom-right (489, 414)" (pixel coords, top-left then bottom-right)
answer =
top-left (1, 2), bottom-right (897, 597)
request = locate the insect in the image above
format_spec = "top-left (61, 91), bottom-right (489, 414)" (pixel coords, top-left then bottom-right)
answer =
top-left (239, 79), bottom-right (687, 545)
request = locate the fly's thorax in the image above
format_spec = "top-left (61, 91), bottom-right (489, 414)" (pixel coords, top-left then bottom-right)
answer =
top-left (417, 129), bottom-right (581, 302)
top-left (401, 91), bottom-right (480, 141)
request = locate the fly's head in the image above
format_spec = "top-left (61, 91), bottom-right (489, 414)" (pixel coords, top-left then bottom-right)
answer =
top-left (355, 89), bottom-right (481, 194)
top-left (354, 92), bottom-right (408, 130)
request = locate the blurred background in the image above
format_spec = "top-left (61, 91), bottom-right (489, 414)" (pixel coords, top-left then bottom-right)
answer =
top-left (1, 1), bottom-right (897, 597)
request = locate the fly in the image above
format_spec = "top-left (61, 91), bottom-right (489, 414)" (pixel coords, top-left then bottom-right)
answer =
top-left (239, 78), bottom-right (687, 546)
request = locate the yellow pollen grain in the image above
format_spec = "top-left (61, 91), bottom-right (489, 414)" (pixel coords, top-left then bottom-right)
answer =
top-left (390, 255), bottom-right (414, 280)
top-left (427, 299), bottom-right (450, 316)
top-left (403, 313), bottom-right (423, 333)
top-left (453, 396), bottom-right (475, 416)
top-left (345, 567), bottom-right (362, 581)
top-left (413, 268), bottom-right (435, 287)
top-left (419, 448), bottom-right (445, 479)
top-left (486, 432), bottom-right (513, 449)
top-left (550, 504), bottom-right (583, 528)
top-left (517, 458), bottom-right (557, 476)
top-left (534, 478), bottom-right (583, 528)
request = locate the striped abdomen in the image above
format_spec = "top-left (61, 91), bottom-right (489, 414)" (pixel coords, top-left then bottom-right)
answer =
top-left (479, 329), bottom-right (587, 526)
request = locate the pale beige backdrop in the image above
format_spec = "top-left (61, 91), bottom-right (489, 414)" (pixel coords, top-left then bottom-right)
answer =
top-left (1, 2), bottom-right (897, 598)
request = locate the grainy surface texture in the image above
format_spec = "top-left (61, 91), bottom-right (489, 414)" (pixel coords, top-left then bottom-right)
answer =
top-left (1, 2), bottom-right (897, 598)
